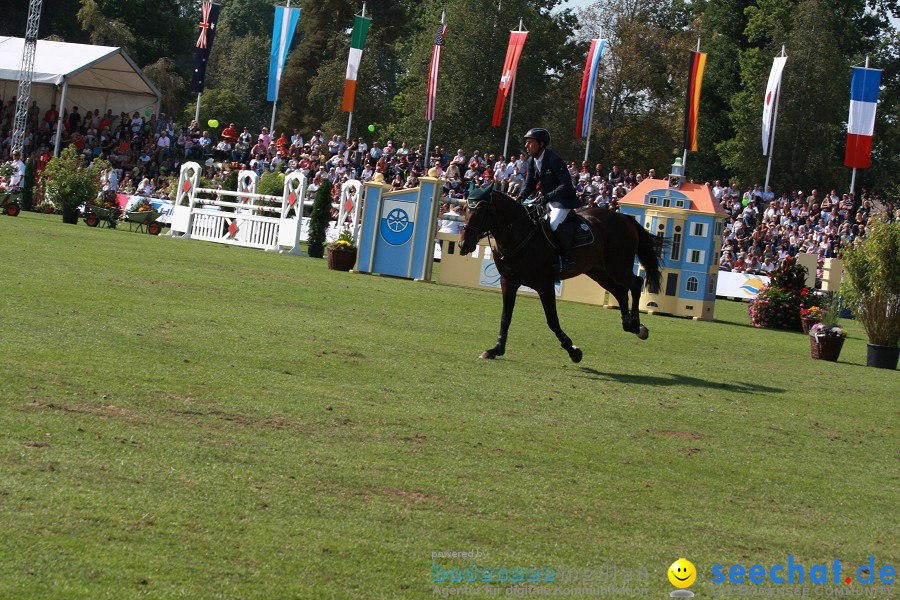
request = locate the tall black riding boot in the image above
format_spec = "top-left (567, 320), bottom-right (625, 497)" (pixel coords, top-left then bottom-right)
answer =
top-left (555, 221), bottom-right (576, 271)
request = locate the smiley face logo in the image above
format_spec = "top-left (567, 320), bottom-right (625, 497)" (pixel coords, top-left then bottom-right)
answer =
top-left (668, 558), bottom-right (697, 588)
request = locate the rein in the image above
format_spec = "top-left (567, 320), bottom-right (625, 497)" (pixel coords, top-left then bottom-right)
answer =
top-left (468, 193), bottom-right (540, 263)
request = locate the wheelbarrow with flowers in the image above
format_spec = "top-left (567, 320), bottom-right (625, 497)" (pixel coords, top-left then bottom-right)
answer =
top-left (83, 200), bottom-right (121, 228)
top-left (125, 199), bottom-right (164, 235)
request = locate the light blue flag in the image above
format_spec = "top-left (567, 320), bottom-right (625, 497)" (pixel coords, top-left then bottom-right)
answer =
top-left (268, 6), bottom-right (301, 102)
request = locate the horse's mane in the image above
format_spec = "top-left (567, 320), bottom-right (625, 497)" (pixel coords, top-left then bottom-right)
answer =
top-left (490, 188), bottom-right (528, 218)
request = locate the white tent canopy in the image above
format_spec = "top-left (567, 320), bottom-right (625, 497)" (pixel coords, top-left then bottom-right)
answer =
top-left (0, 36), bottom-right (161, 153)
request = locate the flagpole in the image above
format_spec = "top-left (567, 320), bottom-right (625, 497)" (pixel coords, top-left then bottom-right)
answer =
top-left (346, 3), bottom-right (366, 141)
top-left (849, 54), bottom-right (869, 196)
top-left (270, 0), bottom-right (291, 133)
top-left (424, 9), bottom-right (445, 171)
top-left (502, 18), bottom-right (524, 160)
top-left (583, 27), bottom-right (602, 163)
top-left (764, 45), bottom-right (786, 193)
top-left (195, 93), bottom-right (202, 123)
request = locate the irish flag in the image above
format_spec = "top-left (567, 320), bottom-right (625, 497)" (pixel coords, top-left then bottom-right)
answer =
top-left (342, 15), bottom-right (372, 113)
top-left (844, 66), bottom-right (881, 169)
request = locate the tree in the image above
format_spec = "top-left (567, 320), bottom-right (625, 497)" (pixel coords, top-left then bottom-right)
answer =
top-left (76, 0), bottom-right (194, 67)
top-left (307, 178), bottom-right (333, 258)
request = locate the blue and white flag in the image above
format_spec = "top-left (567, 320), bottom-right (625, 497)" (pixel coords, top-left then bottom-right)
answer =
top-left (267, 6), bottom-right (301, 102)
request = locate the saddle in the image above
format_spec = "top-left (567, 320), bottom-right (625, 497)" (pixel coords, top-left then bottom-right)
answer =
top-left (534, 207), bottom-right (595, 251)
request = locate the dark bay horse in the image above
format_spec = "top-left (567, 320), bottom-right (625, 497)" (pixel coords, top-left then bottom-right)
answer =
top-left (459, 187), bottom-right (664, 362)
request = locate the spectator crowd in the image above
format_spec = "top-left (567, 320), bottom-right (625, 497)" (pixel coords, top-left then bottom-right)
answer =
top-left (3, 96), bottom-right (895, 274)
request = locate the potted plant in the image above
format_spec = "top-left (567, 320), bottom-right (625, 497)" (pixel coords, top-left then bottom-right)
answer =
top-left (809, 293), bottom-right (847, 362)
top-left (800, 305), bottom-right (825, 334)
top-left (749, 256), bottom-right (818, 331)
top-left (840, 219), bottom-right (900, 369)
top-left (307, 177), bottom-right (332, 258)
top-left (42, 147), bottom-right (110, 224)
top-left (327, 227), bottom-right (358, 271)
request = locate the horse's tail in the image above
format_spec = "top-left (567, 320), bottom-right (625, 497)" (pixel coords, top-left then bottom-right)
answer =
top-left (626, 215), bottom-right (665, 291)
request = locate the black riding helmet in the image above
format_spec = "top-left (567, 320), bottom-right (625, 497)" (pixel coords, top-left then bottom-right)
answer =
top-left (523, 128), bottom-right (551, 145)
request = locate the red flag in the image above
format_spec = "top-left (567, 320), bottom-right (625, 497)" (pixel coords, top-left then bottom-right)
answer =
top-left (425, 23), bottom-right (448, 122)
top-left (492, 31), bottom-right (528, 127)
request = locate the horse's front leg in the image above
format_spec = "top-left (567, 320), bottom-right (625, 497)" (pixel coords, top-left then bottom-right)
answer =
top-left (536, 283), bottom-right (583, 363)
top-left (482, 277), bottom-right (519, 359)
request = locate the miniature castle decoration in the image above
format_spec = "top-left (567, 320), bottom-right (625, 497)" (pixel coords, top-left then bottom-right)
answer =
top-left (616, 158), bottom-right (727, 320)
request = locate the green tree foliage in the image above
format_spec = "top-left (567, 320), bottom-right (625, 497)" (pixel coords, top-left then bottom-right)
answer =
top-left (23, 0), bottom-right (896, 198)
top-left (76, 0), bottom-right (194, 66)
top-left (142, 58), bottom-right (187, 118)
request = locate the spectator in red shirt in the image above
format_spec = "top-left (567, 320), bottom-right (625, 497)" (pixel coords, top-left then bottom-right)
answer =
top-left (43, 104), bottom-right (59, 131)
top-left (221, 123), bottom-right (238, 145)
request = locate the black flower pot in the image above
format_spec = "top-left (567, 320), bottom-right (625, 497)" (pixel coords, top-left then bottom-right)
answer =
top-left (307, 243), bottom-right (324, 258)
top-left (866, 344), bottom-right (899, 370)
top-left (61, 205), bottom-right (80, 224)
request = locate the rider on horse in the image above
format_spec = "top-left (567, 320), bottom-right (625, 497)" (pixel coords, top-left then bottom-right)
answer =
top-left (515, 128), bottom-right (581, 272)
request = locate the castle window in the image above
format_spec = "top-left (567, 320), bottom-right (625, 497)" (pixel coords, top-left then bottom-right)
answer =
top-left (714, 221), bottom-right (724, 236)
top-left (688, 249), bottom-right (705, 264)
top-left (707, 276), bottom-right (716, 294)
top-left (670, 233), bottom-right (682, 261)
top-left (674, 199), bottom-right (686, 208)
top-left (691, 222), bottom-right (707, 237)
top-left (686, 277), bottom-right (699, 292)
top-left (648, 196), bottom-right (658, 205)
top-left (662, 197), bottom-right (671, 208)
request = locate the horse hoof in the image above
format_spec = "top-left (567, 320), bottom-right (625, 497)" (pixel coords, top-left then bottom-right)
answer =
top-left (481, 350), bottom-right (497, 359)
top-left (569, 347), bottom-right (583, 363)
top-left (637, 325), bottom-right (649, 340)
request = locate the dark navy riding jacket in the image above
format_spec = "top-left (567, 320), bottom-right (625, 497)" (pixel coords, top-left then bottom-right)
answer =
top-left (517, 148), bottom-right (581, 209)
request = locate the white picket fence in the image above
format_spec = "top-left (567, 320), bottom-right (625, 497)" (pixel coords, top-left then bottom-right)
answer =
top-left (169, 162), bottom-right (363, 253)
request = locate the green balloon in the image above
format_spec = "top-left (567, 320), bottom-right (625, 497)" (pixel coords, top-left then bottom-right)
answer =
top-left (208, 119), bottom-right (219, 128)
top-left (145, 108), bottom-right (152, 117)
top-left (368, 124), bottom-right (375, 132)
top-left (742, 198), bottom-right (749, 206)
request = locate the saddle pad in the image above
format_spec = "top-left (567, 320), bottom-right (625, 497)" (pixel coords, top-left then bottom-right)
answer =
top-left (540, 213), bottom-right (595, 250)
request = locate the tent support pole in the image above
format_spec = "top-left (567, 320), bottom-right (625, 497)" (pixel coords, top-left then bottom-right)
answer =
top-left (53, 80), bottom-right (68, 157)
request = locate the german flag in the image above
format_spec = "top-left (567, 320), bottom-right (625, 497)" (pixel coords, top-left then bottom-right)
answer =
top-left (683, 50), bottom-right (707, 152)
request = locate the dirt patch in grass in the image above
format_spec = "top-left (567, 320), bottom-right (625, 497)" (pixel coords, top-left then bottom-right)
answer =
top-left (25, 401), bottom-right (144, 421)
top-left (165, 408), bottom-right (305, 431)
top-left (647, 429), bottom-right (711, 440)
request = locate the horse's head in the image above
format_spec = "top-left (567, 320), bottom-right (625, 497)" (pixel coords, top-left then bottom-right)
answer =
top-left (458, 182), bottom-right (495, 256)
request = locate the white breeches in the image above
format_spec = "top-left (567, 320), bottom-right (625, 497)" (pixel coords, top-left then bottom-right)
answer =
top-left (548, 204), bottom-right (570, 231)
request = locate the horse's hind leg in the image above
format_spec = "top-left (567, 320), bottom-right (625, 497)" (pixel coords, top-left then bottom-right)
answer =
top-left (536, 282), bottom-right (582, 363)
top-left (629, 273), bottom-right (649, 340)
top-left (482, 277), bottom-right (519, 359)
top-left (586, 269), bottom-right (632, 333)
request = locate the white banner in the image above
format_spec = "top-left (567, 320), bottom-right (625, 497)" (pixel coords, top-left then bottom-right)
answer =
top-left (715, 271), bottom-right (771, 299)
top-left (762, 56), bottom-right (787, 155)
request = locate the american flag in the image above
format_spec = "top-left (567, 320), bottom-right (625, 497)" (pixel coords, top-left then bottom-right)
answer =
top-left (425, 23), bottom-right (447, 121)
top-left (196, 1), bottom-right (215, 48)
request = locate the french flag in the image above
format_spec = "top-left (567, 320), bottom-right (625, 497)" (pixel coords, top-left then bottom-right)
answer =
top-left (844, 66), bottom-right (882, 169)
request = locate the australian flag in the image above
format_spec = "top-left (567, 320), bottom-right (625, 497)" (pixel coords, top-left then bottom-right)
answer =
top-left (191, 1), bottom-right (222, 93)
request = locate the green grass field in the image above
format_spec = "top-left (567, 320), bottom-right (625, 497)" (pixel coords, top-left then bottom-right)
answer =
top-left (0, 211), bottom-right (896, 599)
